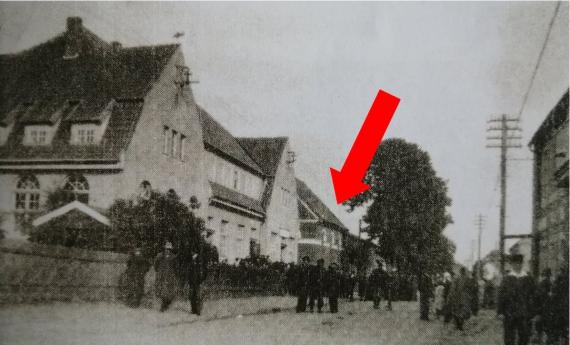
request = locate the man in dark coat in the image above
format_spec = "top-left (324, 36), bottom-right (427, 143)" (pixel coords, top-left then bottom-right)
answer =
top-left (295, 256), bottom-right (312, 313)
top-left (449, 268), bottom-right (471, 330)
top-left (155, 242), bottom-right (179, 312)
top-left (358, 269), bottom-right (368, 301)
top-left (550, 264), bottom-right (568, 345)
top-left (497, 254), bottom-right (537, 345)
top-left (326, 263), bottom-right (342, 313)
top-left (308, 258), bottom-right (326, 313)
top-left (348, 270), bottom-right (357, 301)
top-left (369, 261), bottom-right (384, 309)
top-left (535, 268), bottom-right (553, 344)
top-left (124, 247), bottom-right (151, 308)
top-left (418, 272), bottom-right (434, 321)
top-left (469, 271), bottom-right (480, 316)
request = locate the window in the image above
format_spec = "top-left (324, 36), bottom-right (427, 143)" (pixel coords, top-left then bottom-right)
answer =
top-left (172, 130), bottom-right (179, 157)
top-left (163, 126), bottom-right (170, 155)
top-left (233, 170), bottom-right (239, 189)
top-left (30, 129), bottom-right (46, 145)
top-left (162, 126), bottom-right (185, 161)
top-left (76, 128), bottom-right (95, 144)
top-left (180, 134), bottom-right (186, 161)
top-left (237, 224), bottom-right (245, 240)
top-left (15, 175), bottom-right (40, 211)
top-left (63, 174), bottom-right (89, 204)
top-left (219, 220), bottom-right (229, 258)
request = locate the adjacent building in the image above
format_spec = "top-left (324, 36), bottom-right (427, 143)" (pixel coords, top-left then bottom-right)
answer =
top-left (0, 17), bottom-right (210, 238)
top-left (529, 90), bottom-right (569, 276)
top-left (296, 178), bottom-right (347, 266)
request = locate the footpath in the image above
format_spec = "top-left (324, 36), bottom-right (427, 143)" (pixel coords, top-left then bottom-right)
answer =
top-left (0, 296), bottom-right (296, 345)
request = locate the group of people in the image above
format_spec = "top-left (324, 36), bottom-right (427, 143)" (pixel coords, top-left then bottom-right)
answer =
top-left (123, 240), bottom-right (207, 314)
top-left (294, 257), bottom-right (393, 314)
top-left (425, 254), bottom-right (568, 345)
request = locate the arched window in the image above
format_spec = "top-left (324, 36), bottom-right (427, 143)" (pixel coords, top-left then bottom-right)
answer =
top-left (15, 175), bottom-right (40, 211)
top-left (63, 174), bottom-right (89, 204)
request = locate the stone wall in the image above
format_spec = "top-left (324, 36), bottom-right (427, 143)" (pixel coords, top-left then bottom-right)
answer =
top-left (0, 239), bottom-right (288, 304)
top-left (0, 239), bottom-right (128, 304)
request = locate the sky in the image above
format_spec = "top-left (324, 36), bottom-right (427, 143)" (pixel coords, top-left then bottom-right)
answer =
top-left (0, 2), bottom-right (568, 266)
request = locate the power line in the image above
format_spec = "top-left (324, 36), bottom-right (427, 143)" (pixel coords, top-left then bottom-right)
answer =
top-left (516, 1), bottom-right (561, 120)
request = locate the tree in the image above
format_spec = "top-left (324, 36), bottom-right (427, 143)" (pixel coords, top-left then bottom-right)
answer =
top-left (345, 138), bottom-right (455, 278)
top-left (108, 189), bottom-right (212, 261)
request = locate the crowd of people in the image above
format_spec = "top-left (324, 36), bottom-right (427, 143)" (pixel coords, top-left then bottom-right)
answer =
top-left (292, 257), bottom-right (395, 314)
top-left (424, 254), bottom-right (568, 345)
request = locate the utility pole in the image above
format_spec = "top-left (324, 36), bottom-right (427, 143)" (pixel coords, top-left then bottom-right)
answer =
top-left (486, 114), bottom-right (521, 276)
top-left (474, 214), bottom-right (486, 280)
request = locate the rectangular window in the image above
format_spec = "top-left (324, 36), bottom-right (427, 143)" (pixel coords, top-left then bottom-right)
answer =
top-left (162, 126), bottom-right (170, 155)
top-left (15, 193), bottom-right (26, 210)
top-left (171, 130), bottom-right (178, 157)
top-left (179, 134), bottom-right (186, 160)
top-left (29, 193), bottom-right (40, 210)
top-left (237, 224), bottom-right (245, 240)
top-left (86, 129), bottom-right (95, 144)
top-left (233, 170), bottom-right (239, 189)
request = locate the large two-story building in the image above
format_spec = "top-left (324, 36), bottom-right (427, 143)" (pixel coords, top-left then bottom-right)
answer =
top-left (0, 17), bottom-right (210, 238)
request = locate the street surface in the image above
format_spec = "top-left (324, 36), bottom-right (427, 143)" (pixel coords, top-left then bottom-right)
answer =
top-left (0, 300), bottom-right (503, 345)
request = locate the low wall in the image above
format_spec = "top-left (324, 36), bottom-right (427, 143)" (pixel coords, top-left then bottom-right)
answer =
top-left (0, 239), bottom-right (128, 304)
top-left (0, 239), bottom-right (289, 304)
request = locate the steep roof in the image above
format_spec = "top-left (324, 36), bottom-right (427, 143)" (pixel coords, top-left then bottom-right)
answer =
top-left (529, 90), bottom-right (569, 147)
top-left (237, 137), bottom-right (288, 176)
top-left (237, 137), bottom-right (289, 208)
top-left (197, 106), bottom-right (263, 175)
top-left (0, 17), bottom-right (178, 162)
top-left (296, 178), bottom-right (346, 230)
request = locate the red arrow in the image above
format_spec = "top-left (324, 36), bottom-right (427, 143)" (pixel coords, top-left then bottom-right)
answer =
top-left (330, 89), bottom-right (400, 204)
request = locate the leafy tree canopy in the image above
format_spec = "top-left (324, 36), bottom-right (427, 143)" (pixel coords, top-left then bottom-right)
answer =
top-left (345, 138), bottom-right (455, 276)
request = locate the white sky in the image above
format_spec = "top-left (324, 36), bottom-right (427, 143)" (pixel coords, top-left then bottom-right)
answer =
top-left (1, 2), bottom-right (568, 266)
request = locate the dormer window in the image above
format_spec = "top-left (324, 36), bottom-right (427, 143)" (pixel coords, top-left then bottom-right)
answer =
top-left (24, 124), bottom-right (57, 146)
top-left (72, 125), bottom-right (97, 145)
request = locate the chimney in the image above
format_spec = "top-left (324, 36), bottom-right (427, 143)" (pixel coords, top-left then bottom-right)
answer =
top-left (111, 41), bottom-right (122, 52)
top-left (66, 17), bottom-right (83, 33)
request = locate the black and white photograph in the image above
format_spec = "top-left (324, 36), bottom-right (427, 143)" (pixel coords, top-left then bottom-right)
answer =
top-left (0, 2), bottom-right (568, 345)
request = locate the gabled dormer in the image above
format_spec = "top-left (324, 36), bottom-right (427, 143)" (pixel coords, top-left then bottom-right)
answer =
top-left (69, 100), bottom-right (113, 145)
top-left (20, 101), bottom-right (64, 147)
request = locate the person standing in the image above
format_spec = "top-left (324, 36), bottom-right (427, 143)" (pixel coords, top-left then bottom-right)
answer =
top-left (124, 247), bottom-right (150, 308)
top-left (497, 254), bottom-right (537, 345)
top-left (469, 271), bottom-right (480, 317)
top-left (369, 261), bottom-right (384, 310)
top-left (326, 263), bottom-right (342, 313)
top-left (348, 269), bottom-right (357, 301)
top-left (295, 256), bottom-right (312, 313)
top-left (418, 272), bottom-right (434, 321)
top-left (442, 271), bottom-right (454, 323)
top-left (535, 268), bottom-right (553, 344)
top-left (308, 258), bottom-right (326, 313)
top-left (358, 269), bottom-right (368, 301)
top-left (550, 264), bottom-right (568, 345)
top-left (449, 268), bottom-right (471, 330)
top-left (155, 242), bottom-right (179, 312)
top-left (434, 277), bottom-right (446, 320)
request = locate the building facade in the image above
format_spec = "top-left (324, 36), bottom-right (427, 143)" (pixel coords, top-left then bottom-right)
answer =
top-left (296, 178), bottom-right (347, 267)
top-left (0, 17), bottom-right (210, 238)
top-left (239, 138), bottom-right (300, 263)
top-left (198, 107), bottom-right (266, 263)
top-left (529, 90), bottom-right (569, 276)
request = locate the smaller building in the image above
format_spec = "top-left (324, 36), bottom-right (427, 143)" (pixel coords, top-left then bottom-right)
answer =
top-left (508, 238), bottom-right (532, 274)
top-left (296, 178), bottom-right (347, 267)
